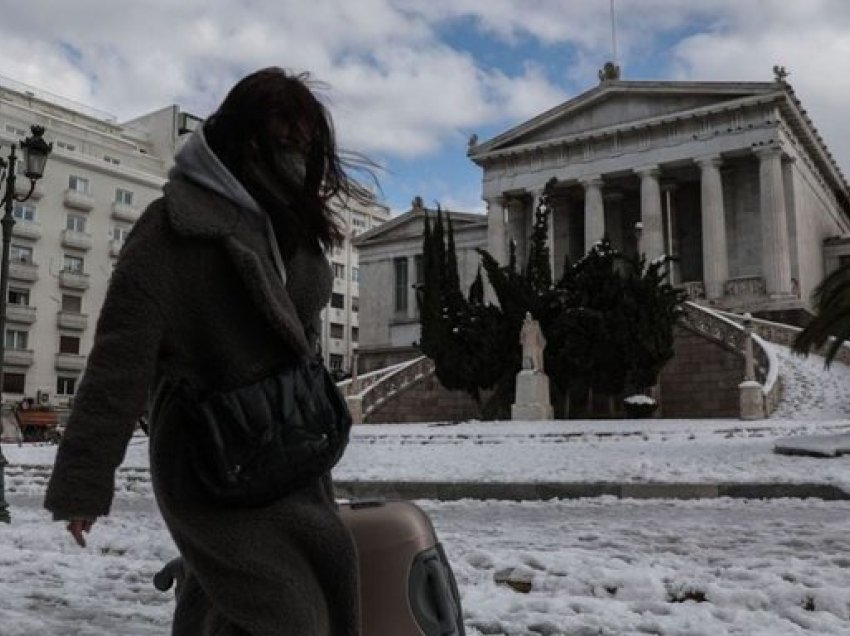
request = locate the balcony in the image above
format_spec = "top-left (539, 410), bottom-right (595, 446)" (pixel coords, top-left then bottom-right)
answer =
top-left (11, 220), bottom-right (42, 240)
top-left (63, 189), bottom-right (94, 211)
top-left (61, 229), bottom-right (93, 251)
top-left (55, 353), bottom-right (86, 372)
top-left (109, 239), bottom-right (124, 258)
top-left (57, 311), bottom-right (88, 331)
top-left (111, 202), bottom-right (141, 223)
top-left (58, 270), bottom-right (90, 290)
top-left (6, 305), bottom-right (36, 325)
top-left (5, 348), bottom-right (34, 367)
top-left (9, 261), bottom-right (38, 282)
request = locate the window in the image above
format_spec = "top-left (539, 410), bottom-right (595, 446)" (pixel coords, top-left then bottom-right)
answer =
top-left (12, 202), bottom-right (35, 222)
top-left (333, 263), bottom-right (345, 280)
top-left (63, 255), bottom-right (84, 274)
top-left (57, 376), bottom-right (76, 396)
top-left (56, 140), bottom-right (76, 152)
top-left (330, 293), bottom-right (345, 310)
top-left (112, 226), bottom-right (130, 242)
top-left (352, 267), bottom-right (359, 283)
top-left (5, 329), bottom-right (28, 350)
top-left (8, 288), bottom-right (29, 306)
top-left (329, 354), bottom-right (344, 371)
top-left (352, 296), bottom-right (359, 313)
top-left (59, 336), bottom-right (80, 355)
top-left (5, 124), bottom-right (25, 137)
top-left (394, 257), bottom-right (408, 312)
top-left (351, 326), bottom-right (359, 342)
top-left (115, 188), bottom-right (134, 205)
top-left (3, 372), bottom-right (25, 394)
top-left (11, 244), bottom-right (32, 264)
top-left (68, 175), bottom-right (90, 194)
top-left (103, 155), bottom-right (121, 166)
top-left (330, 323), bottom-right (345, 339)
top-left (61, 294), bottom-right (82, 313)
top-left (66, 214), bottom-right (87, 233)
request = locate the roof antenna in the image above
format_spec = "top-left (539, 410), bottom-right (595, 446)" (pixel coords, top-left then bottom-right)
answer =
top-left (610, 0), bottom-right (619, 66)
top-left (598, 0), bottom-right (622, 82)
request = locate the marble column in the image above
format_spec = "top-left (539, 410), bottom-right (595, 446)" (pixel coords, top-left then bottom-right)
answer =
top-left (582, 176), bottom-right (605, 253)
top-left (756, 146), bottom-right (793, 296)
top-left (636, 166), bottom-right (664, 261)
top-left (696, 155), bottom-right (729, 300)
top-left (661, 181), bottom-right (678, 284)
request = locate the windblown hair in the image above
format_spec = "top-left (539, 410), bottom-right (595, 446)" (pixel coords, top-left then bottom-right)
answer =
top-left (204, 67), bottom-right (376, 253)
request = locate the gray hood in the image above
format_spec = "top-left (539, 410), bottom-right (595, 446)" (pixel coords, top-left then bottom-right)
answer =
top-left (169, 127), bottom-right (287, 284)
top-left (169, 126), bottom-right (263, 216)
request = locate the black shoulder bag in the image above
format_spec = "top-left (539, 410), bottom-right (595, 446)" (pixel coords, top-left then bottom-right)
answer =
top-left (158, 355), bottom-right (352, 508)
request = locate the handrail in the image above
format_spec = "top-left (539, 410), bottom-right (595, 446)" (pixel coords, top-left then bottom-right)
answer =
top-left (345, 355), bottom-right (435, 422)
top-left (680, 302), bottom-right (781, 415)
top-left (336, 358), bottom-right (414, 397)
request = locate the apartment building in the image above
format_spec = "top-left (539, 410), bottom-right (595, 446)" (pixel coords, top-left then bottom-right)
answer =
top-left (0, 77), bottom-right (198, 406)
top-left (320, 195), bottom-right (391, 376)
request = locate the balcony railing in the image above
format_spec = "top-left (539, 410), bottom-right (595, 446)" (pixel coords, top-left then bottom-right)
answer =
top-left (109, 238), bottom-right (124, 257)
top-left (9, 261), bottom-right (38, 282)
top-left (55, 353), bottom-right (86, 371)
top-left (57, 311), bottom-right (88, 331)
top-left (11, 220), bottom-right (42, 240)
top-left (61, 229), bottom-right (93, 251)
top-left (111, 202), bottom-right (141, 223)
top-left (58, 270), bottom-right (90, 290)
top-left (5, 348), bottom-right (34, 367)
top-left (6, 304), bottom-right (36, 324)
top-left (63, 189), bottom-right (95, 211)
top-left (14, 179), bottom-right (44, 200)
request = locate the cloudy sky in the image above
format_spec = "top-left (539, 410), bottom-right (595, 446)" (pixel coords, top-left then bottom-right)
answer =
top-left (2, 0), bottom-right (849, 214)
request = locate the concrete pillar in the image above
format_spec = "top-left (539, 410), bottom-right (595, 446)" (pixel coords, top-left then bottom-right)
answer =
top-left (696, 155), bottom-right (729, 300)
top-left (485, 195), bottom-right (507, 304)
top-left (582, 176), bottom-right (605, 253)
top-left (636, 166), bottom-right (664, 261)
top-left (756, 146), bottom-right (793, 296)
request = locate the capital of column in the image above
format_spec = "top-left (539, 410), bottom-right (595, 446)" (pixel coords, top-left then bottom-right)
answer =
top-left (753, 143), bottom-right (784, 159)
top-left (695, 154), bottom-right (722, 169)
top-left (634, 165), bottom-right (660, 179)
top-left (580, 175), bottom-right (604, 189)
top-left (660, 179), bottom-right (678, 193)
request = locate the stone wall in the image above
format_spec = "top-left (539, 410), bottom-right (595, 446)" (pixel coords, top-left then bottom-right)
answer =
top-left (365, 372), bottom-right (482, 424)
top-left (659, 324), bottom-right (744, 418)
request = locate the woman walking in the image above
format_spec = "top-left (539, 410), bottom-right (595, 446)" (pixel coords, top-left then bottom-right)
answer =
top-left (44, 67), bottom-right (372, 635)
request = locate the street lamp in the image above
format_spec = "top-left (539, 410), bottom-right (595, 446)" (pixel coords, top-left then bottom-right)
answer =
top-left (0, 125), bottom-right (52, 523)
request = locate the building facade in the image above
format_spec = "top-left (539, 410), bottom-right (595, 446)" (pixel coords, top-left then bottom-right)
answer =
top-left (468, 69), bottom-right (850, 318)
top-left (320, 195), bottom-right (391, 375)
top-left (353, 198), bottom-right (487, 372)
top-left (0, 78), bottom-right (199, 405)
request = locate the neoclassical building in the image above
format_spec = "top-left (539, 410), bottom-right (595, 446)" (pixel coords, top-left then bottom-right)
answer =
top-left (468, 67), bottom-right (850, 318)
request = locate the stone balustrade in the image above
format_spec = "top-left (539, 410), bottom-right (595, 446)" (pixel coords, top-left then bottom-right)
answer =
top-left (340, 356), bottom-right (436, 424)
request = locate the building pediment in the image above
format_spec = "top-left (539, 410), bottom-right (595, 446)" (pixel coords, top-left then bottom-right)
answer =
top-left (353, 207), bottom-right (486, 247)
top-left (472, 81), bottom-right (780, 157)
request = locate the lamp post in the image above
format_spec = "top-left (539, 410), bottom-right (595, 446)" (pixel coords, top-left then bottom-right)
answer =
top-left (0, 125), bottom-right (52, 523)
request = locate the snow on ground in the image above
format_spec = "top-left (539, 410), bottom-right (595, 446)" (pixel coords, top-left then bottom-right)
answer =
top-left (1, 341), bottom-right (850, 634)
top-left (2, 496), bottom-right (849, 635)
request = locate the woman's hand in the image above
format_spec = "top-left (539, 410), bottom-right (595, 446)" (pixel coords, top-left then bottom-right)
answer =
top-left (67, 518), bottom-right (95, 547)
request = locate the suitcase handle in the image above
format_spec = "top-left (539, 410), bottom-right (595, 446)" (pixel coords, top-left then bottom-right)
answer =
top-left (424, 556), bottom-right (461, 636)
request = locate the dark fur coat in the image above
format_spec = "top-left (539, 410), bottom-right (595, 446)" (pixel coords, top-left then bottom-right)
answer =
top-left (44, 178), bottom-right (358, 635)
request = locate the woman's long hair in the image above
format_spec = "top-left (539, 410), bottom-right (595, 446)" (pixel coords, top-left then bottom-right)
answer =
top-left (204, 67), bottom-right (376, 253)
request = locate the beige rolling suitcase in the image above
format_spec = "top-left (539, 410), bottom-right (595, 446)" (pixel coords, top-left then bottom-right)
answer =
top-left (339, 499), bottom-right (465, 636)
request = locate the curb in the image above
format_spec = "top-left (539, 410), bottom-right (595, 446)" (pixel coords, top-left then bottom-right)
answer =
top-left (333, 481), bottom-right (850, 501)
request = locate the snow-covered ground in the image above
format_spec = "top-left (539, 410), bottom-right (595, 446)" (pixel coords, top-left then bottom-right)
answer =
top-left (1, 342), bottom-right (849, 634)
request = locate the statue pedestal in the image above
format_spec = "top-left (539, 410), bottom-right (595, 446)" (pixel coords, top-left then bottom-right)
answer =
top-left (739, 380), bottom-right (765, 420)
top-left (512, 370), bottom-right (553, 420)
